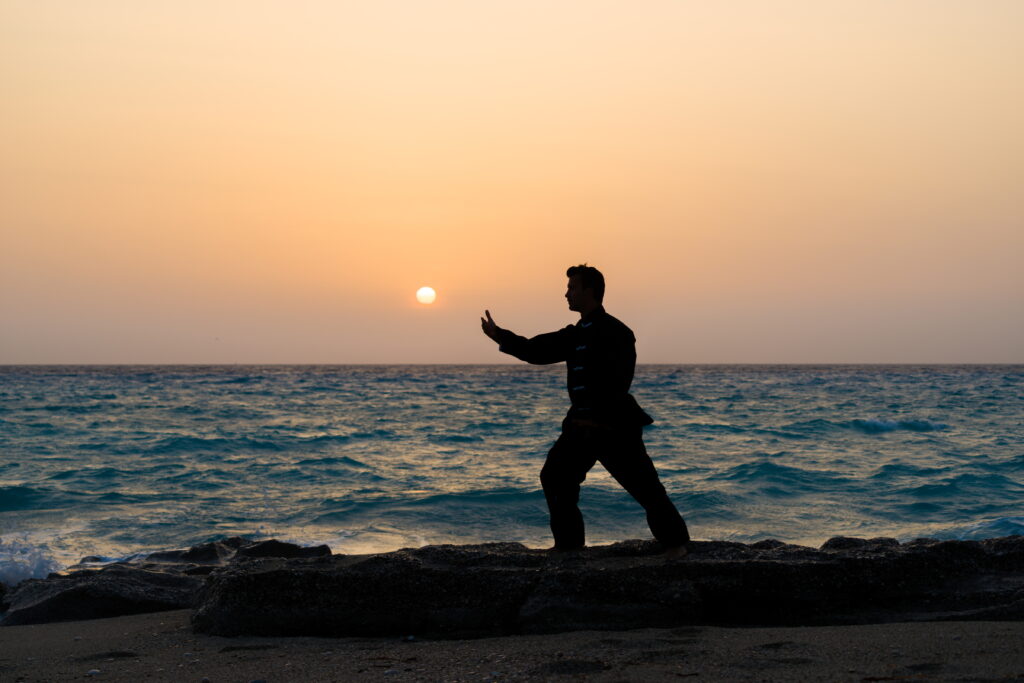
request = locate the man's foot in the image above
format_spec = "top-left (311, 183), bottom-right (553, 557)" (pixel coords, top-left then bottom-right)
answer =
top-left (662, 544), bottom-right (689, 560)
top-left (546, 545), bottom-right (585, 563)
top-left (547, 544), bottom-right (585, 554)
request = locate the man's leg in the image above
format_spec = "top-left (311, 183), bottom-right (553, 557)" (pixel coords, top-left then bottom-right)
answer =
top-left (598, 428), bottom-right (690, 547)
top-left (540, 428), bottom-right (597, 550)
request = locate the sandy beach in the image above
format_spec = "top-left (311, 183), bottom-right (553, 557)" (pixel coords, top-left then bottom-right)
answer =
top-left (2, 609), bottom-right (1022, 682)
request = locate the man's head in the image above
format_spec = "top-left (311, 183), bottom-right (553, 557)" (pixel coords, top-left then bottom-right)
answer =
top-left (565, 264), bottom-right (604, 314)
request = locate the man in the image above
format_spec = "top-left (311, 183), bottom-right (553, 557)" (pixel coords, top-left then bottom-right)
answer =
top-left (480, 264), bottom-right (690, 555)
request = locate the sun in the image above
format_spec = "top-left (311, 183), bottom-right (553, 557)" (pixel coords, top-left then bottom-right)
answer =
top-left (416, 286), bottom-right (436, 304)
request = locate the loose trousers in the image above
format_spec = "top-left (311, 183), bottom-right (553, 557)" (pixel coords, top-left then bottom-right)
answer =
top-left (540, 422), bottom-right (690, 550)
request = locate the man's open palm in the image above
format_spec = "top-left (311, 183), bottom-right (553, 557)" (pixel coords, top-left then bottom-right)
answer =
top-left (480, 310), bottom-right (500, 341)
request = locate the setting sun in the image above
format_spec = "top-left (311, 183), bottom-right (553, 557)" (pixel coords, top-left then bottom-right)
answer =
top-left (416, 287), bottom-right (437, 305)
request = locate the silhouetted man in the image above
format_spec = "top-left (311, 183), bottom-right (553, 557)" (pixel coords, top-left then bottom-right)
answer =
top-left (481, 264), bottom-right (690, 555)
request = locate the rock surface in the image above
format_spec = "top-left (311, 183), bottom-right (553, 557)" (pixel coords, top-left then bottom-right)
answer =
top-left (1, 538), bottom-right (329, 626)
top-left (1, 564), bottom-right (203, 626)
top-left (192, 536), bottom-right (1024, 638)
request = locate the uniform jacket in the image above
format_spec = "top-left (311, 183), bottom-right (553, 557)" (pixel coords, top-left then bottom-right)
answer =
top-left (495, 306), bottom-right (654, 428)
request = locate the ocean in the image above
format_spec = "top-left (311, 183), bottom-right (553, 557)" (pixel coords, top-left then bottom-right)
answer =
top-left (1, 365), bottom-right (1022, 585)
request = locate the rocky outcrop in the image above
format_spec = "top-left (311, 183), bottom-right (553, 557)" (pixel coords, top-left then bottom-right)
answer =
top-left (192, 536), bottom-right (1024, 638)
top-left (6, 536), bottom-right (1023, 634)
top-left (0, 564), bottom-right (202, 626)
top-left (0, 538), bottom-right (330, 626)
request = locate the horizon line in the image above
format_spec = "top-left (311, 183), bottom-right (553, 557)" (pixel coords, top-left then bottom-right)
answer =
top-left (1, 362), bottom-right (1021, 368)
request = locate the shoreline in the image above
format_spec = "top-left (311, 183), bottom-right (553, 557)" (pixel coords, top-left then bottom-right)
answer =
top-left (2, 610), bottom-right (1022, 682)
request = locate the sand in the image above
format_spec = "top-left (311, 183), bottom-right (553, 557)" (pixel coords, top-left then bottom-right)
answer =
top-left (1, 610), bottom-right (1022, 682)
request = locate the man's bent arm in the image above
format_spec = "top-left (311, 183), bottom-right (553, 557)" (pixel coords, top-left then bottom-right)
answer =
top-left (494, 327), bottom-right (574, 365)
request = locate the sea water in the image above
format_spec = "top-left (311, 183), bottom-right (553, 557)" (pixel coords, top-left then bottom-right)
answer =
top-left (1, 365), bottom-right (1022, 583)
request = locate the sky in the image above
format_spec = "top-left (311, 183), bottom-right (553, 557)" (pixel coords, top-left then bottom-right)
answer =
top-left (2, 0), bottom-right (1022, 363)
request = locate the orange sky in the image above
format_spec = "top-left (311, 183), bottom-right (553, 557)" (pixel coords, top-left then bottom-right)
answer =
top-left (2, 1), bottom-right (1022, 363)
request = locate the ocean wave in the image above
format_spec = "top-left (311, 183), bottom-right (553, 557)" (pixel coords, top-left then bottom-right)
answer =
top-left (0, 537), bottom-right (61, 586)
top-left (466, 421), bottom-right (517, 432)
top-left (311, 487), bottom-right (544, 523)
top-left (677, 489), bottom-right (740, 515)
top-left (350, 429), bottom-right (396, 440)
top-left (901, 473), bottom-right (1024, 499)
top-left (779, 418), bottom-right (949, 435)
top-left (681, 422), bottom-right (748, 435)
top-left (972, 453), bottom-right (1024, 473)
top-left (38, 403), bottom-right (117, 414)
top-left (400, 488), bottom-right (544, 509)
top-left (169, 404), bottom-right (206, 415)
top-left (15, 421), bottom-right (61, 434)
top-left (293, 455), bottom-right (371, 468)
top-left (94, 491), bottom-right (163, 504)
top-left (782, 419), bottom-right (841, 433)
top-left (46, 466), bottom-right (132, 481)
top-left (850, 418), bottom-right (948, 434)
top-left (708, 460), bottom-right (852, 491)
top-left (942, 516), bottom-right (1024, 539)
top-left (869, 462), bottom-right (952, 480)
top-left (145, 435), bottom-right (283, 455)
top-left (134, 433), bottom-right (363, 455)
top-left (0, 485), bottom-right (91, 512)
top-left (428, 434), bottom-right (484, 444)
top-left (213, 375), bottom-right (266, 384)
top-left (0, 485), bottom-right (47, 512)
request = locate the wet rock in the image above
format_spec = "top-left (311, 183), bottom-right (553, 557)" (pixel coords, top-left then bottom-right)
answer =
top-left (1, 564), bottom-right (202, 626)
top-left (193, 536), bottom-right (1024, 638)
top-left (820, 536), bottom-right (872, 550)
top-left (234, 539), bottom-right (331, 560)
top-left (145, 537), bottom-right (250, 565)
top-left (1, 538), bottom-right (333, 626)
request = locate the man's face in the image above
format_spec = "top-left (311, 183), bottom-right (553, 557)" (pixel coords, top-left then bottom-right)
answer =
top-left (565, 276), bottom-right (596, 312)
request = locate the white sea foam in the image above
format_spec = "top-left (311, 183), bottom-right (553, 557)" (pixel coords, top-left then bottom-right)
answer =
top-left (0, 536), bottom-right (61, 586)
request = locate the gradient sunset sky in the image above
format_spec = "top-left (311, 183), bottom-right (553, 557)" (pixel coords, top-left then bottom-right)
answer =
top-left (2, 1), bottom-right (1021, 363)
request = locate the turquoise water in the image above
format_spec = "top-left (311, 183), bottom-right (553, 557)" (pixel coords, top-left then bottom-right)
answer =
top-left (1, 365), bottom-right (1022, 583)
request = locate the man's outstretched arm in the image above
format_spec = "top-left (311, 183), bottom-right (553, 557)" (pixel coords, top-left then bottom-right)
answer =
top-left (480, 309), bottom-right (572, 365)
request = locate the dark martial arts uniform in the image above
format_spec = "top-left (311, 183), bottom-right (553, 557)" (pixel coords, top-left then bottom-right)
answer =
top-left (495, 306), bottom-right (690, 550)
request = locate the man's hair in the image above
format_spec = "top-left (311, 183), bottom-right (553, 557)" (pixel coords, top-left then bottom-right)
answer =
top-left (566, 264), bottom-right (605, 303)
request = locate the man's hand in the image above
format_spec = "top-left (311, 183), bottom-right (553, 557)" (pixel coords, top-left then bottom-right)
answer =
top-left (480, 310), bottom-right (501, 342)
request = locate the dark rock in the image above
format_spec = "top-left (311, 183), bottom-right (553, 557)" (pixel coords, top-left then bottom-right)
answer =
top-left (867, 537), bottom-right (901, 547)
top-left (145, 537), bottom-right (250, 565)
top-left (1, 564), bottom-right (202, 626)
top-left (820, 536), bottom-right (870, 550)
top-left (234, 539), bottom-right (331, 560)
top-left (519, 559), bottom-right (700, 633)
top-left (1, 537), bottom-right (333, 626)
top-left (820, 536), bottom-right (898, 552)
top-left (906, 537), bottom-right (941, 547)
top-left (192, 535), bottom-right (1024, 638)
top-left (193, 544), bottom-right (538, 638)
